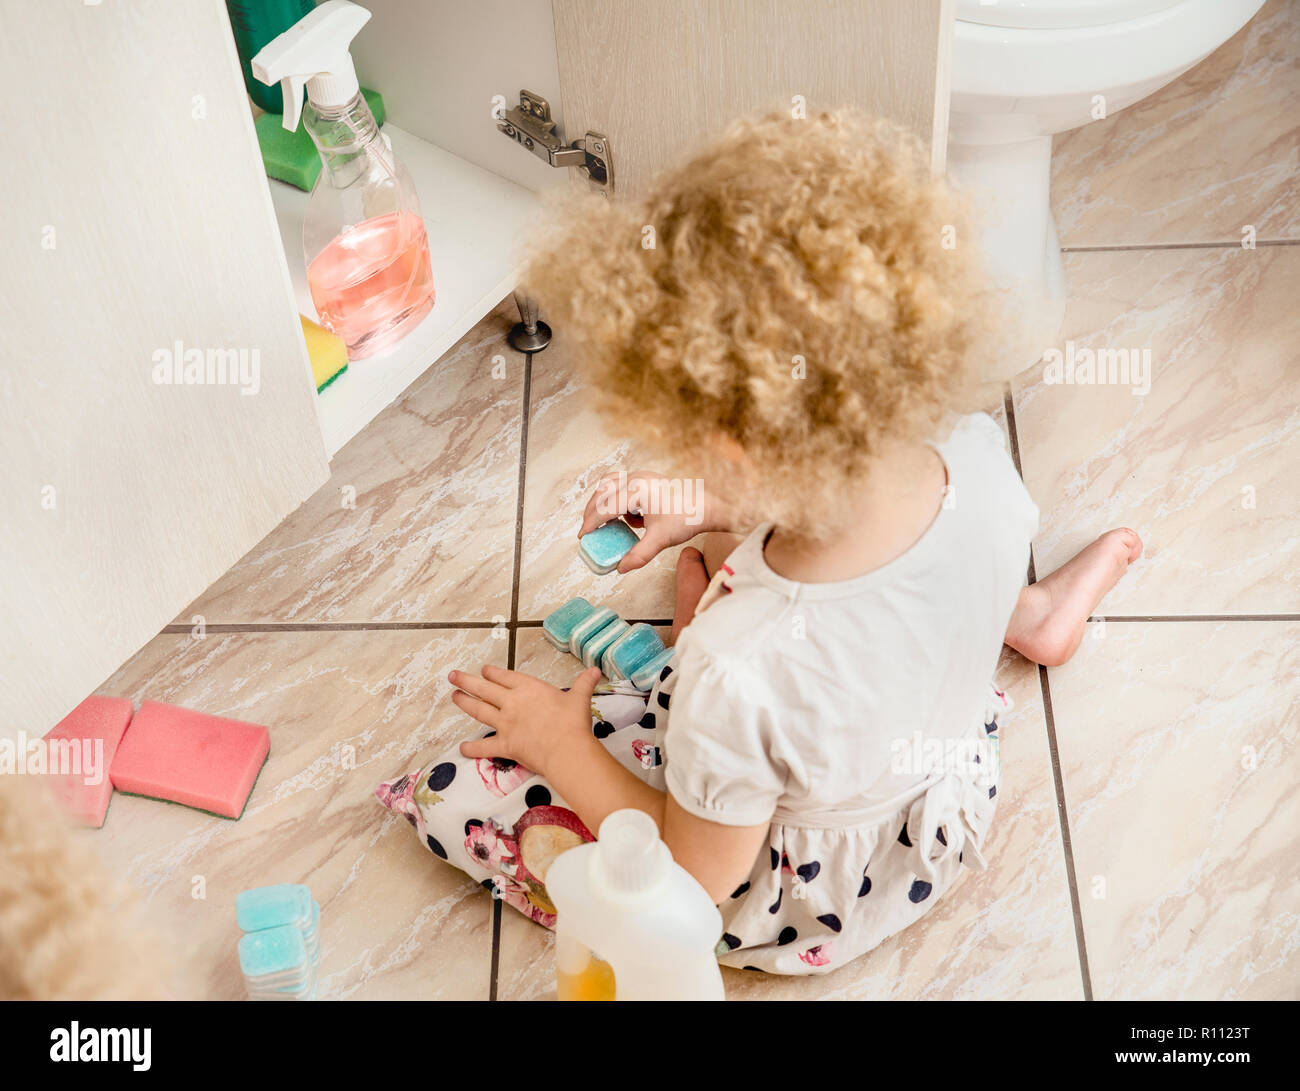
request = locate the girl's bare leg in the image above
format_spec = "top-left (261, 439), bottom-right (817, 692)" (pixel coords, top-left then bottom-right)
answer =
top-left (1005, 528), bottom-right (1143, 666)
top-left (669, 533), bottom-right (743, 645)
top-left (700, 531), bottom-right (744, 578)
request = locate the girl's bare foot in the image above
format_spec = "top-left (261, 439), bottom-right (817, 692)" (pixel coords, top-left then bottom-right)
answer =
top-left (670, 547), bottom-right (710, 645)
top-left (1005, 528), bottom-right (1143, 666)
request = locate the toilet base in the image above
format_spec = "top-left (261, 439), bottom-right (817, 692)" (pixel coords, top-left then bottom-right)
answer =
top-left (948, 134), bottom-right (1067, 382)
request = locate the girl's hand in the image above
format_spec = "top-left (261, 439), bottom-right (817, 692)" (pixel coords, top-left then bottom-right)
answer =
top-left (451, 664), bottom-right (602, 778)
top-left (578, 469), bottom-right (734, 573)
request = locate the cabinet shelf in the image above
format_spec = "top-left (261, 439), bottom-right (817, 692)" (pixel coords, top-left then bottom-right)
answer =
top-left (267, 123), bottom-right (539, 456)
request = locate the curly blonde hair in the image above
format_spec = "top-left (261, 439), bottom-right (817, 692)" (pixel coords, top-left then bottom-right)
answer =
top-left (526, 110), bottom-right (985, 536)
top-left (0, 775), bottom-right (176, 999)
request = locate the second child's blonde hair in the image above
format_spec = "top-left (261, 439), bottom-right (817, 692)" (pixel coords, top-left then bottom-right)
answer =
top-left (527, 110), bottom-right (984, 536)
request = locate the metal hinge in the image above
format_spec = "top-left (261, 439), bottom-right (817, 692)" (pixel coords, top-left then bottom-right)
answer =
top-left (496, 90), bottom-right (613, 195)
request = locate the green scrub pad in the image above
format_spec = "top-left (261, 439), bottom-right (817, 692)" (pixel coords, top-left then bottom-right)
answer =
top-left (256, 87), bottom-right (387, 191)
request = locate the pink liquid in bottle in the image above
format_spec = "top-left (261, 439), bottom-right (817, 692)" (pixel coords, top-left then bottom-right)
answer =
top-left (307, 211), bottom-right (435, 359)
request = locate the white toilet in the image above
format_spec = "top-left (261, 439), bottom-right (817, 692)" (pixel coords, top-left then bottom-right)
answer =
top-left (948, 0), bottom-right (1266, 378)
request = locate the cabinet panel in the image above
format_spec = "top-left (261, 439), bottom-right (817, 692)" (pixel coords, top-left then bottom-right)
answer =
top-left (553, 0), bottom-right (954, 195)
top-left (0, 0), bottom-right (330, 732)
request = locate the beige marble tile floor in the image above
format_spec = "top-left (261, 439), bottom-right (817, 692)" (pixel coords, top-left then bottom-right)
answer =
top-left (1050, 0), bottom-right (1299, 248)
top-left (84, 2), bottom-right (1296, 1000)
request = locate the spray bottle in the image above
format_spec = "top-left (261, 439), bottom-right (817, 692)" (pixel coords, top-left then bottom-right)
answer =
top-left (545, 809), bottom-right (726, 1000)
top-left (251, 0), bottom-right (435, 359)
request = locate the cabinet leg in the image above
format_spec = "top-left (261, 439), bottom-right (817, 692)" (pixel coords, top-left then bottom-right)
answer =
top-left (508, 292), bottom-right (552, 354)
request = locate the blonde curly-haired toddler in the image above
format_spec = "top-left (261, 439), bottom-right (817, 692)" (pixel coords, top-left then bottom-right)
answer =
top-left (379, 112), bottom-right (1141, 975)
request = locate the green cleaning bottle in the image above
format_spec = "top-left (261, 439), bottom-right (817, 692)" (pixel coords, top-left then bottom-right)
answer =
top-left (226, 0), bottom-right (315, 114)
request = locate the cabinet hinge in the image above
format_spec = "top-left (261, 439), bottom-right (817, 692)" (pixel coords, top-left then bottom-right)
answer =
top-left (496, 90), bottom-right (613, 195)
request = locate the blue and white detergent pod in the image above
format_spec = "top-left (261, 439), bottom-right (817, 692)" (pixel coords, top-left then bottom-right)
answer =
top-left (543, 597), bottom-right (674, 692)
top-left (236, 883), bottom-right (322, 1001)
top-left (578, 518), bottom-right (640, 575)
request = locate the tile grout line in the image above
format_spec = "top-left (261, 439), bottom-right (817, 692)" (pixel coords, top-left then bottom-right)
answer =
top-left (1001, 385), bottom-right (1038, 586)
top-left (1087, 614), bottom-right (1300, 623)
top-left (491, 339), bottom-right (535, 1001)
top-left (1003, 383), bottom-right (1094, 1001)
top-left (159, 621), bottom-right (502, 633)
top-left (1061, 238), bottom-right (1299, 253)
top-left (157, 616), bottom-right (685, 634)
top-left (1001, 385), bottom-right (1027, 487)
top-left (157, 614), bottom-right (1300, 636)
top-left (506, 350), bottom-right (533, 673)
top-left (1036, 663), bottom-right (1094, 1001)
top-left (489, 899), bottom-right (501, 1002)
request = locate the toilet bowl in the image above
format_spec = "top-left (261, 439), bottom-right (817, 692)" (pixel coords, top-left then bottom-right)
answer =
top-left (948, 0), bottom-right (1266, 379)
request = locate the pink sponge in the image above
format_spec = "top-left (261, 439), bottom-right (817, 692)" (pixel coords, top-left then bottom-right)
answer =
top-left (109, 701), bottom-right (270, 819)
top-left (44, 696), bottom-right (135, 828)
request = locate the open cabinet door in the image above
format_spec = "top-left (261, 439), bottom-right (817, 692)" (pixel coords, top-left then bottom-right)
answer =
top-left (551, 0), bottom-right (955, 192)
top-left (0, 0), bottom-right (330, 732)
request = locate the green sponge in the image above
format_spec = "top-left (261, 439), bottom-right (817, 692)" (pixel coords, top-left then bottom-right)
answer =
top-left (255, 87), bottom-right (387, 191)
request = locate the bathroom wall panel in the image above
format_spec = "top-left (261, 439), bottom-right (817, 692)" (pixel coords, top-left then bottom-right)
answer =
top-left (551, 0), bottom-right (955, 196)
top-left (0, 0), bottom-right (330, 732)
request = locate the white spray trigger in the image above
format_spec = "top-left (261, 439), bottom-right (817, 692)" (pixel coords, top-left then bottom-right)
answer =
top-left (279, 74), bottom-right (310, 132)
top-left (249, 0), bottom-right (372, 132)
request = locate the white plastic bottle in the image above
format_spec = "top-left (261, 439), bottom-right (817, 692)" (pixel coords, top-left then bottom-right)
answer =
top-left (545, 809), bottom-right (726, 1001)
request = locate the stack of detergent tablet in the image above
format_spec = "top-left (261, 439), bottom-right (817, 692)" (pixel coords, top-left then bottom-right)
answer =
top-left (544, 597), bottom-right (675, 692)
top-left (236, 883), bottom-right (322, 1001)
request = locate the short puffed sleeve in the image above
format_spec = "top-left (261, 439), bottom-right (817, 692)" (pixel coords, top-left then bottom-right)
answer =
top-left (662, 651), bottom-right (785, 827)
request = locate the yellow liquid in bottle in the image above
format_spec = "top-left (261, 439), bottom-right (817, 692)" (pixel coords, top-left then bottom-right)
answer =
top-left (557, 955), bottom-right (615, 1001)
top-left (556, 936), bottom-right (616, 1001)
